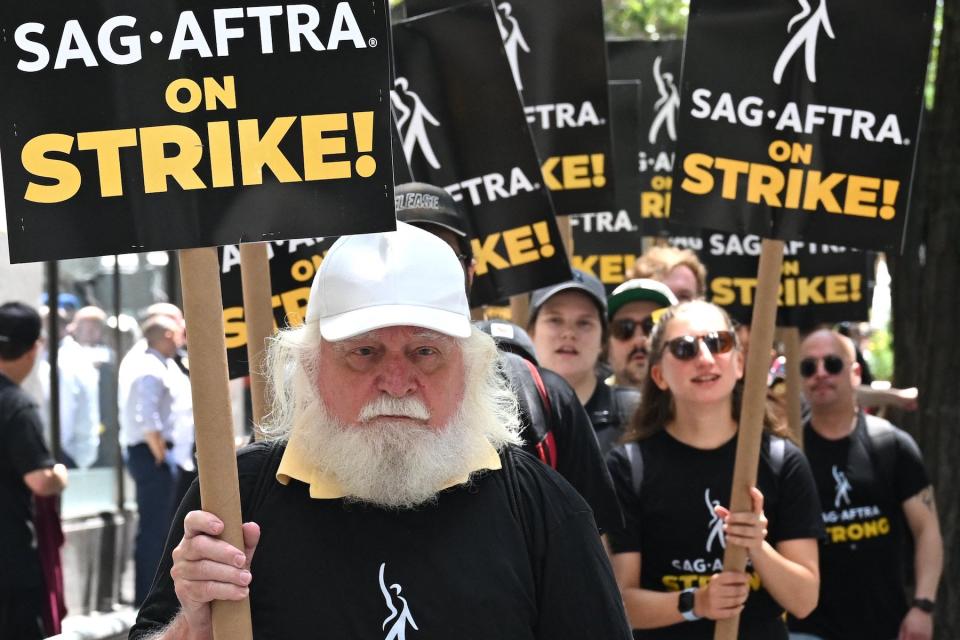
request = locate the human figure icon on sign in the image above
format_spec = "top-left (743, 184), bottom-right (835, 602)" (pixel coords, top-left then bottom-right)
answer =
top-left (379, 563), bottom-right (419, 640)
top-left (773, 0), bottom-right (835, 85)
top-left (494, 2), bottom-right (530, 92)
top-left (391, 77), bottom-right (442, 170)
top-left (648, 56), bottom-right (679, 144)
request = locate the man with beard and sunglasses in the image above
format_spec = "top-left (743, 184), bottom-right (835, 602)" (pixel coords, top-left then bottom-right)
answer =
top-left (788, 330), bottom-right (942, 640)
top-left (129, 223), bottom-right (632, 640)
top-left (606, 278), bottom-right (677, 391)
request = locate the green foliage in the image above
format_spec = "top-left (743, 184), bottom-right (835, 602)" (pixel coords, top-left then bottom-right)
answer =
top-left (603, 0), bottom-right (689, 39)
top-left (865, 327), bottom-right (894, 382)
top-left (925, 0), bottom-right (944, 109)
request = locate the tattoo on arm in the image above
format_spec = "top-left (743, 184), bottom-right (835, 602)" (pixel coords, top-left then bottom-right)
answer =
top-left (919, 487), bottom-right (935, 512)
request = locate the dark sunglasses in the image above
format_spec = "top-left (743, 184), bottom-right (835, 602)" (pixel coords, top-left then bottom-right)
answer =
top-left (662, 331), bottom-right (736, 361)
top-left (799, 355), bottom-right (845, 378)
top-left (610, 315), bottom-right (656, 341)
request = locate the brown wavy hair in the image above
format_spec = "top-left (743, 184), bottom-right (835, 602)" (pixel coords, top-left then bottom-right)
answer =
top-left (622, 301), bottom-right (793, 444)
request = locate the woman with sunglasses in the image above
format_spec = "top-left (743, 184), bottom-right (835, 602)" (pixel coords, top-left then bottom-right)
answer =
top-left (528, 270), bottom-right (640, 454)
top-left (606, 301), bottom-right (822, 639)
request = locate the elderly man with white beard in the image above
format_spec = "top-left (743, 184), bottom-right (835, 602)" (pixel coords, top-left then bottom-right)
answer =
top-left (129, 222), bottom-right (632, 640)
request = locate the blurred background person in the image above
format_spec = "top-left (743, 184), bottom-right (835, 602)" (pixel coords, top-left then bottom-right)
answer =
top-left (0, 302), bottom-right (68, 639)
top-left (528, 270), bottom-right (639, 454)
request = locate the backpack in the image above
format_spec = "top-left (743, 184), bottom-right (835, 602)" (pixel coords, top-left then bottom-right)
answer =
top-left (622, 435), bottom-right (787, 497)
top-left (500, 353), bottom-right (557, 469)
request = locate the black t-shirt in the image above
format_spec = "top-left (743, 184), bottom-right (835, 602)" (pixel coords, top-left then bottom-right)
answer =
top-left (789, 413), bottom-right (930, 640)
top-left (0, 373), bottom-right (54, 591)
top-left (584, 376), bottom-right (640, 455)
top-left (130, 443), bottom-right (632, 640)
top-left (503, 353), bottom-right (623, 535)
top-left (607, 430), bottom-right (823, 640)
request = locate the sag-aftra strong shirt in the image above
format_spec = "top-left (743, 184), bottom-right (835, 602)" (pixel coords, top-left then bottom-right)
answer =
top-left (607, 431), bottom-right (823, 640)
top-left (131, 442), bottom-right (632, 639)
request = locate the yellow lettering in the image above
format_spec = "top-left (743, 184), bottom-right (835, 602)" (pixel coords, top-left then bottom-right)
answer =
top-left (237, 116), bottom-right (301, 185)
top-left (472, 233), bottom-right (510, 275)
top-left (22, 134), bottom-right (82, 204)
top-left (503, 225), bottom-right (540, 266)
top-left (802, 171), bottom-right (845, 213)
top-left (223, 306), bottom-right (246, 350)
top-left (599, 255), bottom-right (627, 284)
top-left (844, 175), bottom-right (881, 217)
top-left (301, 113), bottom-right (351, 181)
top-left (207, 121), bottom-right (235, 188)
top-left (203, 76), bottom-right (237, 111)
top-left (641, 191), bottom-right (667, 218)
top-left (746, 162), bottom-right (784, 206)
top-left (710, 278), bottom-right (736, 306)
top-left (714, 157), bottom-right (750, 199)
top-left (76, 129), bottom-right (138, 197)
top-left (562, 155), bottom-right (590, 189)
top-left (680, 153), bottom-right (714, 195)
top-left (139, 125), bottom-right (205, 193)
top-left (541, 157), bottom-right (563, 191)
top-left (824, 274), bottom-right (849, 302)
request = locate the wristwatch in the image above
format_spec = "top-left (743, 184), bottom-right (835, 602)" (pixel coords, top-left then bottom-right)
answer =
top-left (912, 598), bottom-right (935, 613)
top-left (678, 588), bottom-right (701, 622)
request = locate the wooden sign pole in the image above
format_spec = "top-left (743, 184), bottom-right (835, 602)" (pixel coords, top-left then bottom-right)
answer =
top-left (179, 248), bottom-right (253, 640)
top-left (714, 239), bottom-right (784, 640)
top-left (239, 243), bottom-right (275, 435)
top-left (782, 327), bottom-right (804, 446)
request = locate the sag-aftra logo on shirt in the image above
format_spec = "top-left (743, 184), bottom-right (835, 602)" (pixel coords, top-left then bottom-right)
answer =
top-left (822, 465), bottom-right (891, 545)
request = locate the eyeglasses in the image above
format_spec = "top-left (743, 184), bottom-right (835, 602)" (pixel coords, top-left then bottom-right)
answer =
top-left (610, 315), bottom-right (655, 341)
top-left (799, 355), bottom-right (845, 378)
top-left (662, 331), bottom-right (736, 361)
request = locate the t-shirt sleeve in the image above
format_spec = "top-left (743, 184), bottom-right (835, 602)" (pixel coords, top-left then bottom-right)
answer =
top-left (767, 440), bottom-right (824, 543)
top-left (545, 369), bottom-right (624, 535)
top-left (604, 445), bottom-right (644, 554)
top-left (6, 398), bottom-right (55, 477)
top-left (535, 511), bottom-right (633, 640)
top-left (510, 450), bottom-right (632, 640)
top-left (892, 428), bottom-right (930, 502)
top-left (129, 443), bottom-right (275, 639)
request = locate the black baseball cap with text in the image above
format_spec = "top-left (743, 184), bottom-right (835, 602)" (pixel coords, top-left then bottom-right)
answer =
top-left (394, 182), bottom-right (473, 255)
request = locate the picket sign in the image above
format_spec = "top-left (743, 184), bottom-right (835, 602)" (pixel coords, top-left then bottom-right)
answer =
top-left (715, 239), bottom-right (784, 640)
top-left (781, 327), bottom-right (804, 445)
top-left (239, 243), bottom-right (274, 437)
top-left (180, 248), bottom-right (252, 640)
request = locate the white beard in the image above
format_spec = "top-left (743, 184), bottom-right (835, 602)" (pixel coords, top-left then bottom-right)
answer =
top-left (294, 394), bottom-right (502, 510)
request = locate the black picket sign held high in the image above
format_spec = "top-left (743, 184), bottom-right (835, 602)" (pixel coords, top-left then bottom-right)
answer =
top-left (671, 0), bottom-right (936, 253)
top-left (392, 2), bottom-right (571, 306)
top-left (0, 1), bottom-right (395, 263)
top-left (405, 0), bottom-right (616, 216)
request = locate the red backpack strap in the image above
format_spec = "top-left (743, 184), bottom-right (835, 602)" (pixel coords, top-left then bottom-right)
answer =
top-left (519, 358), bottom-right (557, 469)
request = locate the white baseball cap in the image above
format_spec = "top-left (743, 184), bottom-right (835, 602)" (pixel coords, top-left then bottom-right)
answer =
top-left (305, 222), bottom-right (471, 341)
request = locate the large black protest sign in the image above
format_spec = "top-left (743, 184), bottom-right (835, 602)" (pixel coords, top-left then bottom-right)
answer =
top-left (671, 0), bottom-right (935, 252)
top-left (0, 1), bottom-right (394, 263)
top-left (571, 81), bottom-right (643, 256)
top-left (571, 80), bottom-right (644, 293)
top-left (392, 2), bottom-right (570, 305)
top-left (406, 0), bottom-right (615, 215)
top-left (219, 238), bottom-right (335, 379)
top-left (607, 38), bottom-right (683, 235)
top-left (670, 232), bottom-right (874, 328)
